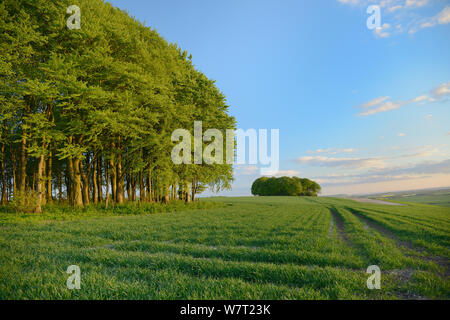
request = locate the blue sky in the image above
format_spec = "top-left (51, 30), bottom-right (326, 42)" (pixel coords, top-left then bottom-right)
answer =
top-left (107, 0), bottom-right (450, 195)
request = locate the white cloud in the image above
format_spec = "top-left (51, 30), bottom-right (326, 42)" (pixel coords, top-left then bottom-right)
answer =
top-left (426, 114), bottom-right (433, 120)
top-left (313, 159), bottom-right (450, 186)
top-left (307, 148), bottom-right (357, 155)
top-left (397, 132), bottom-right (406, 137)
top-left (437, 6), bottom-right (450, 24)
top-left (296, 155), bottom-right (387, 169)
top-left (358, 81), bottom-right (449, 116)
top-left (374, 23), bottom-right (392, 38)
top-left (338, 0), bottom-right (360, 5)
top-left (431, 81), bottom-right (450, 98)
top-left (387, 5), bottom-right (403, 13)
top-left (338, 1), bottom-right (449, 37)
top-left (263, 170), bottom-right (300, 177)
top-left (359, 100), bottom-right (403, 116)
top-left (410, 6), bottom-right (450, 33)
top-left (409, 94), bottom-right (429, 103)
top-left (360, 96), bottom-right (390, 109)
top-left (235, 165), bottom-right (259, 175)
top-left (405, 0), bottom-right (428, 8)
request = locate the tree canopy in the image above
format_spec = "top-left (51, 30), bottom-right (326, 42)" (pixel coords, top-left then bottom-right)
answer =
top-left (251, 177), bottom-right (321, 197)
top-left (0, 0), bottom-right (235, 212)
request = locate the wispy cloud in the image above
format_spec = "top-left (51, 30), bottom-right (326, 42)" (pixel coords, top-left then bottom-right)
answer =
top-left (431, 81), bottom-right (450, 98)
top-left (296, 155), bottom-right (387, 169)
top-left (360, 96), bottom-right (390, 109)
top-left (306, 148), bottom-right (358, 155)
top-left (358, 81), bottom-right (449, 116)
top-left (235, 165), bottom-right (259, 175)
top-left (338, 1), bottom-right (449, 37)
top-left (297, 145), bottom-right (440, 169)
top-left (263, 170), bottom-right (300, 177)
top-left (313, 159), bottom-right (450, 185)
top-left (409, 6), bottom-right (450, 34)
top-left (374, 23), bottom-right (392, 38)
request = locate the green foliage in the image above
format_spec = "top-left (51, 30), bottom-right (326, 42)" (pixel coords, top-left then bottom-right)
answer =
top-left (8, 191), bottom-right (40, 213)
top-left (0, 201), bottom-right (225, 223)
top-left (251, 176), bottom-right (321, 196)
top-left (0, 0), bottom-right (235, 209)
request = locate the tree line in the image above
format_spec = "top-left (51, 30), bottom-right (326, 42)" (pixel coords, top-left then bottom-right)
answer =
top-left (251, 177), bottom-right (321, 196)
top-left (0, 0), bottom-right (235, 212)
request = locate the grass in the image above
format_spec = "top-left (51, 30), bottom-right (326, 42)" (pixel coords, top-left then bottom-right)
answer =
top-left (370, 188), bottom-right (450, 207)
top-left (0, 196), bottom-right (448, 299)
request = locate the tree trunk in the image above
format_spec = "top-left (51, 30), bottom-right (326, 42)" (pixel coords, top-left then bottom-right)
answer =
top-left (70, 158), bottom-right (83, 207)
top-left (185, 183), bottom-right (191, 203)
top-left (46, 153), bottom-right (52, 204)
top-left (191, 179), bottom-right (196, 202)
top-left (18, 135), bottom-right (27, 194)
top-left (109, 154), bottom-right (116, 203)
top-left (11, 149), bottom-right (16, 199)
top-left (80, 160), bottom-right (89, 206)
top-left (139, 170), bottom-right (145, 201)
top-left (131, 175), bottom-right (136, 201)
top-left (146, 170), bottom-right (152, 202)
top-left (0, 143), bottom-right (6, 205)
top-left (163, 185), bottom-right (170, 204)
top-left (97, 157), bottom-right (103, 202)
top-left (116, 153), bottom-right (124, 204)
top-left (92, 158), bottom-right (98, 203)
top-left (58, 171), bottom-right (63, 202)
top-left (40, 159), bottom-right (46, 206)
top-left (105, 161), bottom-right (110, 208)
top-left (35, 154), bottom-right (45, 213)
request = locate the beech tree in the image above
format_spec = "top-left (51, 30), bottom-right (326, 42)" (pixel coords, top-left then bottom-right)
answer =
top-left (251, 177), bottom-right (321, 197)
top-left (0, 0), bottom-right (235, 211)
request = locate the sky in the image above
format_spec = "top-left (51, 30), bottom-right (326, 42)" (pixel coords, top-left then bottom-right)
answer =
top-left (107, 0), bottom-right (450, 196)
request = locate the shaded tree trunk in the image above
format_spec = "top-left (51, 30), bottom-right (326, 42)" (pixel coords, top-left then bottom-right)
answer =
top-left (80, 160), bottom-right (89, 206)
top-left (116, 152), bottom-right (124, 204)
top-left (0, 143), bottom-right (6, 205)
top-left (18, 135), bottom-right (27, 194)
top-left (46, 153), bottom-right (52, 204)
top-left (70, 158), bottom-right (83, 207)
top-left (35, 154), bottom-right (45, 213)
top-left (92, 158), bottom-right (98, 203)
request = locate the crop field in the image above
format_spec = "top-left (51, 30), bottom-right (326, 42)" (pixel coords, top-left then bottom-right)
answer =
top-left (0, 197), bottom-right (449, 300)
top-left (370, 188), bottom-right (450, 207)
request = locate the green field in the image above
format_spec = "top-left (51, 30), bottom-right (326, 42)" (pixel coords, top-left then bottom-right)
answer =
top-left (0, 197), bottom-right (449, 300)
top-left (370, 188), bottom-right (450, 207)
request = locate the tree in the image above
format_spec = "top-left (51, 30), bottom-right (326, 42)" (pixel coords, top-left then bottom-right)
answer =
top-left (0, 0), bottom-right (235, 211)
top-left (251, 176), bottom-right (320, 196)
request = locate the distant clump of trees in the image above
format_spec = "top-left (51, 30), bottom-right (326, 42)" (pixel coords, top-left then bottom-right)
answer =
top-left (0, 0), bottom-right (235, 212)
top-left (251, 177), bottom-right (321, 197)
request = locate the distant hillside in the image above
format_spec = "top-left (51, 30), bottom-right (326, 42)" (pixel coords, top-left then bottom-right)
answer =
top-left (367, 188), bottom-right (450, 207)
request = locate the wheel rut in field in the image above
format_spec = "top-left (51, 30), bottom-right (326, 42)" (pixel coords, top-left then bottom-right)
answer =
top-left (346, 207), bottom-right (449, 275)
top-left (328, 208), bottom-right (353, 247)
top-left (328, 214), bottom-right (334, 239)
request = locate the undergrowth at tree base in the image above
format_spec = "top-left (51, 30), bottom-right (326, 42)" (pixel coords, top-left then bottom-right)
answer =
top-left (0, 200), bottom-right (225, 223)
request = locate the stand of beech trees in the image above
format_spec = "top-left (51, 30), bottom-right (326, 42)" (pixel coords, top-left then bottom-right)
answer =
top-left (251, 177), bottom-right (321, 197)
top-left (0, 0), bottom-right (235, 212)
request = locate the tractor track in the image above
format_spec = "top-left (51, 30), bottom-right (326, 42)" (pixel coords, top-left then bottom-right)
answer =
top-left (328, 207), bottom-right (354, 247)
top-left (346, 207), bottom-right (449, 276)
